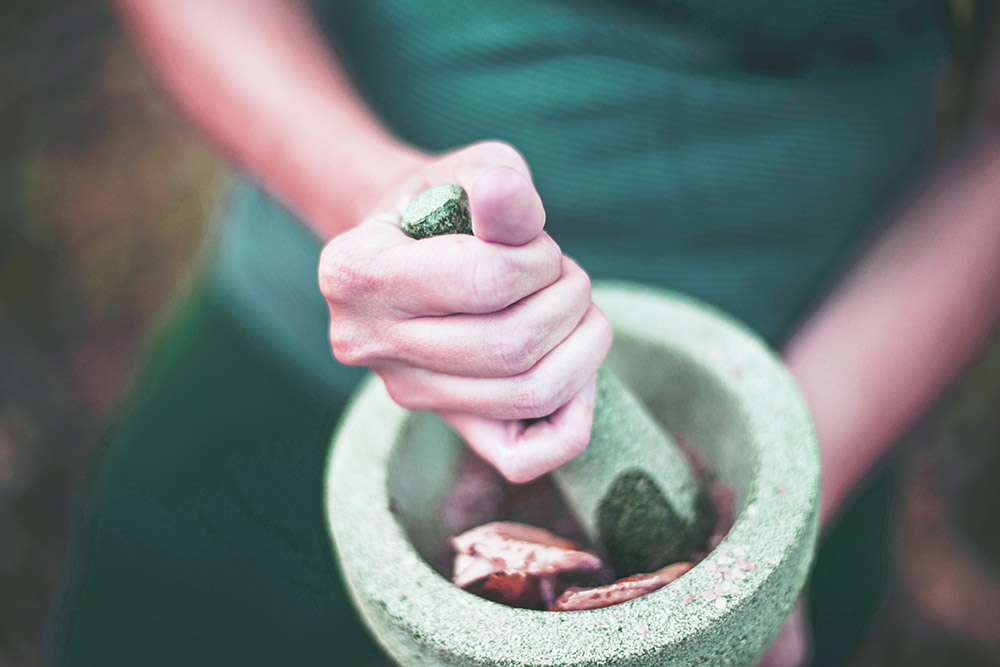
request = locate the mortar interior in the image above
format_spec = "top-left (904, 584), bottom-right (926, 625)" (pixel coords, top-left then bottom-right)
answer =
top-left (329, 283), bottom-right (819, 666)
top-left (387, 329), bottom-right (754, 579)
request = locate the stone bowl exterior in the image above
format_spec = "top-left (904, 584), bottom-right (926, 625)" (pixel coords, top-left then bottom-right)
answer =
top-left (326, 281), bottom-right (820, 666)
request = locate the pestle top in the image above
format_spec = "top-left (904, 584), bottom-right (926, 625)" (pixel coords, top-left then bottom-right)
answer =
top-left (401, 184), bottom-right (473, 239)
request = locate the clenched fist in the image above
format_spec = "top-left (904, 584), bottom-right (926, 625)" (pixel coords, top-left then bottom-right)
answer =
top-left (319, 141), bottom-right (612, 482)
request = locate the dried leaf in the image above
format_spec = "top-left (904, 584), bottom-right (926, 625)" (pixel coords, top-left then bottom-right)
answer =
top-left (453, 552), bottom-right (501, 589)
top-left (549, 562), bottom-right (693, 611)
top-left (480, 572), bottom-right (532, 601)
top-left (452, 521), bottom-right (696, 611)
top-left (652, 561), bottom-right (696, 585)
top-left (451, 521), bottom-right (603, 587)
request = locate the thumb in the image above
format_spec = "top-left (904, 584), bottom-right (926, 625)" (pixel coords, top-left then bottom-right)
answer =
top-left (430, 141), bottom-right (546, 246)
top-left (468, 165), bottom-right (545, 246)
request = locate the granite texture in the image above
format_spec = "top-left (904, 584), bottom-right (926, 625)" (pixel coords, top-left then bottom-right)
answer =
top-left (326, 282), bottom-right (820, 666)
top-left (555, 367), bottom-right (714, 572)
top-left (400, 184), bottom-right (473, 239)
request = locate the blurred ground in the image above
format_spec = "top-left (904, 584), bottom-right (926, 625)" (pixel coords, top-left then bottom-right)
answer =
top-left (0, 1), bottom-right (998, 666)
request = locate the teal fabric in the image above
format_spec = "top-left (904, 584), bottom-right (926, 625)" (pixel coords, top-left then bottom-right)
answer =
top-left (315, 0), bottom-right (947, 345)
top-left (224, 0), bottom-right (950, 383)
top-left (53, 267), bottom-right (379, 665)
top-left (54, 1), bottom-right (952, 664)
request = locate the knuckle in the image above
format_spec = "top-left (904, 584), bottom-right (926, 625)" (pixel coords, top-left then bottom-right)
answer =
top-left (495, 324), bottom-right (544, 376)
top-left (467, 253), bottom-right (516, 312)
top-left (537, 234), bottom-right (563, 276)
top-left (497, 456), bottom-right (538, 484)
top-left (328, 322), bottom-right (366, 366)
top-left (511, 373), bottom-right (562, 419)
top-left (317, 244), bottom-right (340, 298)
top-left (563, 428), bottom-right (590, 459)
top-left (568, 260), bottom-right (592, 295)
top-left (594, 307), bottom-right (615, 352)
top-left (318, 237), bottom-right (378, 304)
top-left (564, 272), bottom-right (593, 317)
top-left (332, 347), bottom-right (363, 367)
top-left (329, 320), bottom-right (384, 367)
top-left (491, 445), bottom-right (540, 484)
top-left (380, 374), bottom-right (419, 410)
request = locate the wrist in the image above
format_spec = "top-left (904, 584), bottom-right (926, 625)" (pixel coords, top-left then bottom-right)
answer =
top-left (309, 136), bottom-right (428, 239)
top-left (269, 121), bottom-right (429, 239)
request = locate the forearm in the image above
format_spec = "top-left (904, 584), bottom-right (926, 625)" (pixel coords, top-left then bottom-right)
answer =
top-left (784, 131), bottom-right (1000, 526)
top-left (114, 0), bottom-right (425, 238)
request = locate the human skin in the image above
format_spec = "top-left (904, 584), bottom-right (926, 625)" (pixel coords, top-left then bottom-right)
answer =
top-left (114, 0), bottom-right (1000, 663)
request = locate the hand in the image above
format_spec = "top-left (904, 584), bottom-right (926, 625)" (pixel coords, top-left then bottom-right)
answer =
top-left (757, 601), bottom-right (811, 667)
top-left (318, 141), bottom-right (612, 482)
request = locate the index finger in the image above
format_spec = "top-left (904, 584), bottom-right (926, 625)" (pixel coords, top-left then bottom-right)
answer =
top-left (382, 224), bottom-right (563, 316)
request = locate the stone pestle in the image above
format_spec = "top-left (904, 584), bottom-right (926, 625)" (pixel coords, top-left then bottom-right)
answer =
top-left (399, 184), bottom-right (714, 571)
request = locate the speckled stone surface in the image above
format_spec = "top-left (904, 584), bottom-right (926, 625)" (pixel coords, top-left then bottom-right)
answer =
top-left (400, 184), bottom-right (473, 239)
top-left (555, 367), bottom-right (714, 572)
top-left (327, 282), bottom-right (819, 666)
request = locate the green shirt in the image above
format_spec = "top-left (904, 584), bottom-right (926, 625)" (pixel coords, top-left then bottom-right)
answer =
top-left (221, 0), bottom-right (948, 393)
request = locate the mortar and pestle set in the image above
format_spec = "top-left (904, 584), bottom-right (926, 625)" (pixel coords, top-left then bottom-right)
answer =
top-left (326, 186), bottom-right (820, 665)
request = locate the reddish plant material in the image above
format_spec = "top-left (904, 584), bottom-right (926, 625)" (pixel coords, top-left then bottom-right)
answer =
top-left (550, 561), bottom-right (694, 611)
top-left (452, 522), bottom-right (604, 607)
top-left (451, 522), bottom-right (603, 587)
top-left (446, 453), bottom-right (732, 611)
top-left (479, 571), bottom-right (533, 600)
top-left (452, 521), bottom-right (696, 611)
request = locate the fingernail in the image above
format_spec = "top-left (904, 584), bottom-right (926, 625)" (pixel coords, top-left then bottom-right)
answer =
top-left (577, 376), bottom-right (597, 407)
top-left (472, 165), bottom-right (524, 200)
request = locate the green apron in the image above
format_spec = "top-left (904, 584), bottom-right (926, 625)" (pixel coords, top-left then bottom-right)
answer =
top-left (53, 1), bottom-right (949, 664)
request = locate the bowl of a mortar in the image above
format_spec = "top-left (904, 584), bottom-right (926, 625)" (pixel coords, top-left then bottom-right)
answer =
top-left (326, 281), bottom-right (819, 666)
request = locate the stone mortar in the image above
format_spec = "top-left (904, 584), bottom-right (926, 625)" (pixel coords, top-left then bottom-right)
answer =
top-left (326, 282), bottom-right (820, 666)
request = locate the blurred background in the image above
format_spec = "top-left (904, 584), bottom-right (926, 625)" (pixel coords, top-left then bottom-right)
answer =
top-left (1, 1), bottom-right (224, 663)
top-left (1, 1), bottom-right (998, 665)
